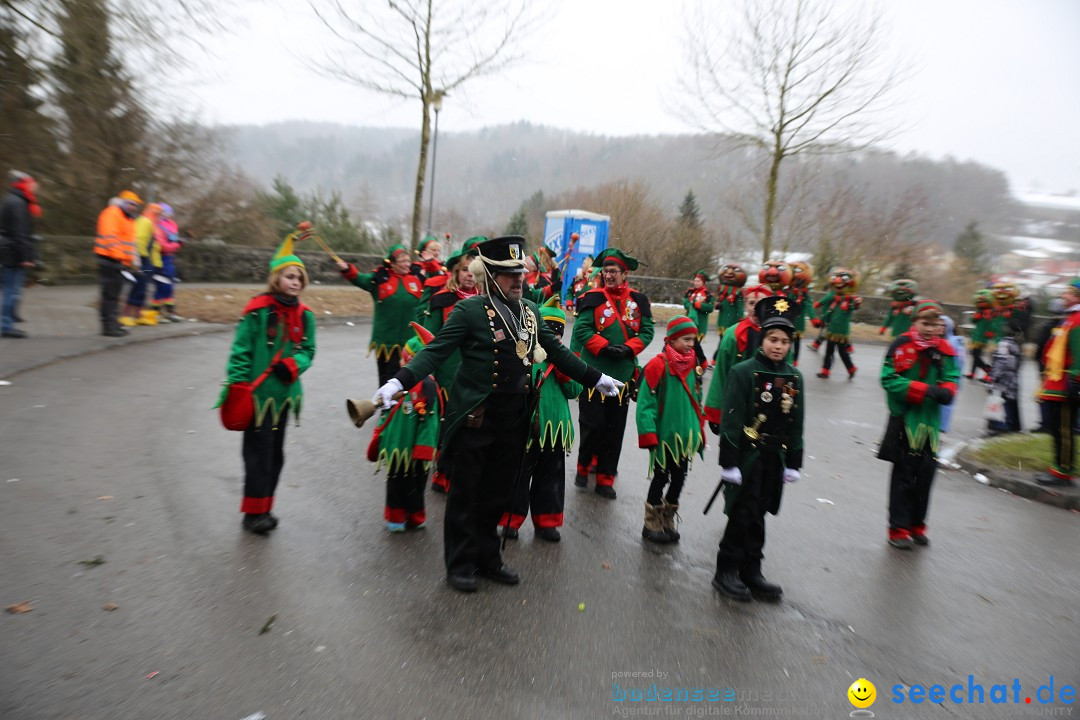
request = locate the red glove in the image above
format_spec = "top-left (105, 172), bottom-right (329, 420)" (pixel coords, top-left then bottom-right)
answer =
top-left (811, 318), bottom-right (822, 328)
top-left (879, 327), bottom-right (886, 335)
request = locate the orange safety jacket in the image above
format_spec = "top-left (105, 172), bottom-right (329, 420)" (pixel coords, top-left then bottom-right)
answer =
top-left (95, 204), bottom-right (137, 265)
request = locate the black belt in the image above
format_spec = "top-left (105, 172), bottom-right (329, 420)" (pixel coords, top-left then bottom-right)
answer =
top-left (748, 434), bottom-right (788, 450)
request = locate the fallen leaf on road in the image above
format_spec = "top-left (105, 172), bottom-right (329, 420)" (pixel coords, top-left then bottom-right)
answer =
top-left (601, 562), bottom-right (611, 570)
top-left (78, 556), bottom-right (105, 567)
top-left (259, 614), bottom-right (277, 635)
top-left (102, 602), bottom-right (119, 611)
top-left (146, 671), bottom-right (159, 679)
top-left (6, 601), bottom-right (33, 614)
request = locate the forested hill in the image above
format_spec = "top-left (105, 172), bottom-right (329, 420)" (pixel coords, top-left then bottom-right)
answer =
top-left (221, 120), bottom-right (1015, 249)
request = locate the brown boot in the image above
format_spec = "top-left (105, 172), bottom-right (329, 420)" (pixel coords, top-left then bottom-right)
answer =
top-left (661, 500), bottom-right (681, 543)
top-left (641, 502), bottom-right (671, 544)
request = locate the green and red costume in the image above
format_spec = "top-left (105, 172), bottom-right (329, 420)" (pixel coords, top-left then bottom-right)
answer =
top-left (1036, 307), bottom-right (1080, 480)
top-left (573, 281), bottom-right (655, 489)
top-left (878, 326), bottom-right (959, 540)
top-left (683, 286), bottom-right (715, 342)
top-left (368, 375), bottom-right (441, 527)
top-left (341, 251), bottom-right (425, 385)
top-left (881, 299), bottom-right (917, 338)
top-left (714, 286), bottom-right (744, 336)
top-left (220, 293), bottom-right (317, 515)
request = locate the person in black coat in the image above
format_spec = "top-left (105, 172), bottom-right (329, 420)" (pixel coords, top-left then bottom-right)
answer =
top-left (0, 171), bottom-right (41, 338)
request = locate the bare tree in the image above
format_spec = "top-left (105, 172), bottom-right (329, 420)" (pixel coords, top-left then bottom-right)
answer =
top-left (310, 0), bottom-right (535, 248)
top-left (679, 0), bottom-right (906, 261)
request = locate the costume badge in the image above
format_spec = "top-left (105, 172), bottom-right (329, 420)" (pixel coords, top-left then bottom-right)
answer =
top-left (510, 244), bottom-right (521, 260)
top-left (402, 400), bottom-right (413, 415)
top-left (760, 391), bottom-right (773, 403)
top-left (487, 308), bottom-right (496, 318)
top-left (494, 329), bottom-right (506, 341)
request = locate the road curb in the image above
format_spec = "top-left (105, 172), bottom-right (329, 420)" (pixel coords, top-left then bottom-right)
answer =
top-left (955, 446), bottom-right (1080, 512)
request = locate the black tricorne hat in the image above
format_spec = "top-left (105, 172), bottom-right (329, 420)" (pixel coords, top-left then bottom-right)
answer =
top-left (755, 295), bottom-right (796, 337)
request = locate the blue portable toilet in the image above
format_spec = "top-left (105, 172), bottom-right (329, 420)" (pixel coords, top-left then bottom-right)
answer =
top-left (543, 209), bottom-right (611, 299)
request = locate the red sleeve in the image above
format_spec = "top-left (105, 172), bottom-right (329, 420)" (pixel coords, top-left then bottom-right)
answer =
top-left (413, 445), bottom-right (435, 462)
top-left (625, 337), bottom-right (646, 355)
top-left (906, 381), bottom-right (928, 405)
top-left (939, 381), bottom-right (957, 394)
top-left (704, 406), bottom-right (722, 424)
top-left (280, 357), bottom-right (300, 382)
top-left (585, 334), bottom-right (609, 356)
top-left (341, 263), bottom-right (359, 282)
top-left (638, 433), bottom-right (659, 448)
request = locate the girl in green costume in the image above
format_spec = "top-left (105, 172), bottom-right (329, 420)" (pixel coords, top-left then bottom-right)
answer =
top-left (219, 233), bottom-right (317, 534)
top-left (636, 315), bottom-right (706, 544)
top-left (369, 323), bottom-right (441, 533)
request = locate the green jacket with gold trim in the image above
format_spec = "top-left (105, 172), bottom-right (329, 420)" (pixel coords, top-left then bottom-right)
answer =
top-left (718, 350), bottom-right (804, 515)
top-left (394, 295), bottom-right (602, 446)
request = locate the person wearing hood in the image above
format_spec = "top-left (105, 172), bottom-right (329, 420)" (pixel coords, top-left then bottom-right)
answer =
top-left (1033, 282), bottom-right (1080, 488)
top-left (0, 171), bottom-right (41, 338)
top-left (95, 190), bottom-right (142, 337)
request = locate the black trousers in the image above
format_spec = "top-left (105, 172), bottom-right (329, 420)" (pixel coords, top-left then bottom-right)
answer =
top-left (385, 460), bottom-right (427, 526)
top-left (822, 339), bottom-right (854, 372)
top-left (717, 453), bottom-right (783, 570)
top-left (506, 442), bottom-right (566, 529)
top-left (887, 443), bottom-right (937, 530)
top-left (97, 258), bottom-right (127, 333)
top-left (792, 334), bottom-right (802, 364)
top-left (970, 346), bottom-right (991, 376)
top-left (577, 392), bottom-right (630, 483)
top-left (241, 416), bottom-right (287, 514)
top-left (1047, 400), bottom-right (1076, 477)
top-left (647, 451), bottom-right (687, 505)
top-left (377, 350), bottom-right (402, 387)
top-left (445, 395), bottom-right (528, 577)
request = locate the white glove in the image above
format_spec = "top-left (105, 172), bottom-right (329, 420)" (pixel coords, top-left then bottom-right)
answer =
top-left (783, 468), bottom-right (800, 484)
top-left (721, 467), bottom-right (742, 486)
top-left (594, 373), bottom-right (624, 397)
top-left (372, 378), bottom-right (403, 408)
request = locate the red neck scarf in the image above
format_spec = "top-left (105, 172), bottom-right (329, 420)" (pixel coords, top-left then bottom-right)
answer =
top-left (907, 328), bottom-right (938, 351)
top-left (11, 178), bottom-right (42, 218)
top-left (603, 283), bottom-right (631, 302)
top-left (454, 286), bottom-right (479, 300)
top-left (664, 342), bottom-right (696, 378)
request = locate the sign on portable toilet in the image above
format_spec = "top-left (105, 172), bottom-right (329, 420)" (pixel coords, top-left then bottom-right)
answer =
top-left (543, 209), bottom-right (611, 299)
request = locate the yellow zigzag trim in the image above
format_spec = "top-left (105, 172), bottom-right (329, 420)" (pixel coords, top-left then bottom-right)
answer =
top-left (254, 396), bottom-right (301, 427)
top-left (905, 423), bottom-right (939, 454)
top-left (535, 418), bottom-right (574, 451)
top-left (649, 431), bottom-right (704, 471)
top-left (376, 446), bottom-right (430, 474)
top-left (368, 342), bottom-right (404, 361)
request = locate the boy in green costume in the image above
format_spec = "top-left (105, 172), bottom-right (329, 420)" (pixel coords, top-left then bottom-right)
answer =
top-left (637, 315), bottom-right (706, 544)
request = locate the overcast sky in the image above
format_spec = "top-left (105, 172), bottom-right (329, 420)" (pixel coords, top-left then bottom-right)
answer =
top-left (190, 0), bottom-right (1080, 194)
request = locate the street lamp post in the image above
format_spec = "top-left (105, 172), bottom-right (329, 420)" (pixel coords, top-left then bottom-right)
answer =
top-left (426, 90), bottom-right (445, 233)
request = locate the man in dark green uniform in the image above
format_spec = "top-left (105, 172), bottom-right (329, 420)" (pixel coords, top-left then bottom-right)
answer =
top-left (573, 248), bottom-right (655, 499)
top-left (373, 236), bottom-right (622, 593)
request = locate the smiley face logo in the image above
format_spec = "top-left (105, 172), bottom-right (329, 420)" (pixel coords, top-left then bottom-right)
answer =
top-left (847, 678), bottom-right (876, 709)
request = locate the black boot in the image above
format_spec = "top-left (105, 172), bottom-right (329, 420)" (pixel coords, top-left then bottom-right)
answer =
top-left (711, 570), bottom-right (752, 602)
top-left (242, 513), bottom-right (274, 534)
top-left (740, 560), bottom-right (782, 601)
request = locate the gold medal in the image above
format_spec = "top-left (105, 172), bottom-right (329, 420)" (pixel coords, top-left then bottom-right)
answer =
top-left (487, 308), bottom-right (496, 318)
top-left (516, 340), bottom-right (528, 359)
top-left (781, 394), bottom-right (794, 414)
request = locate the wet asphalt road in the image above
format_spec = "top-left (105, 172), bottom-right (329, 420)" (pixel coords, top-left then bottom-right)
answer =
top-left (1, 324), bottom-right (1077, 720)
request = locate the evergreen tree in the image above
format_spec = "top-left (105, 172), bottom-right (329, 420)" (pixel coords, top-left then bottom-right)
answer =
top-left (504, 208), bottom-right (528, 237)
top-left (51, 0), bottom-right (153, 233)
top-left (678, 190), bottom-right (702, 230)
top-left (0, 14), bottom-right (59, 192)
top-left (954, 220), bottom-right (988, 275)
top-left (256, 176), bottom-right (305, 238)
